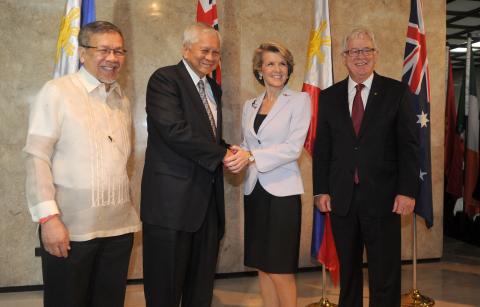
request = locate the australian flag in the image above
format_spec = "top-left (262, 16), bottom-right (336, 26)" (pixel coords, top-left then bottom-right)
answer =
top-left (402, 0), bottom-right (433, 228)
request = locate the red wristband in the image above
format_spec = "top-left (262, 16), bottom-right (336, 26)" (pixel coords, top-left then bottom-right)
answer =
top-left (39, 214), bottom-right (59, 224)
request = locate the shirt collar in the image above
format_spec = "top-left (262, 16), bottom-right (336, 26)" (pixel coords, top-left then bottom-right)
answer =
top-left (78, 66), bottom-right (122, 96)
top-left (182, 59), bottom-right (207, 87)
top-left (348, 73), bottom-right (374, 93)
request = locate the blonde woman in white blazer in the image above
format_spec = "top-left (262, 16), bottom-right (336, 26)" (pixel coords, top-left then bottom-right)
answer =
top-left (225, 42), bottom-right (310, 307)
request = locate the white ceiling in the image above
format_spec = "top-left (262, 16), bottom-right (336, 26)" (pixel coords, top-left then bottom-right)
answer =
top-left (446, 0), bottom-right (480, 69)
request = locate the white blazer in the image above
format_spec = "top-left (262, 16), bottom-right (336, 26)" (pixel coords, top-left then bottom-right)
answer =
top-left (241, 87), bottom-right (311, 196)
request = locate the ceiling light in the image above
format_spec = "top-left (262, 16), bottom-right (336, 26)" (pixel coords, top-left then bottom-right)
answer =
top-left (450, 47), bottom-right (467, 53)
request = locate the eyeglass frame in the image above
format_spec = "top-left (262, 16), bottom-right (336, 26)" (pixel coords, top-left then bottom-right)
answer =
top-left (80, 45), bottom-right (127, 57)
top-left (342, 47), bottom-right (376, 57)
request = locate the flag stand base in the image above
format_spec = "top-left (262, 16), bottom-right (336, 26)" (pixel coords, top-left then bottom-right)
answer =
top-left (401, 289), bottom-right (435, 306)
top-left (306, 297), bottom-right (338, 307)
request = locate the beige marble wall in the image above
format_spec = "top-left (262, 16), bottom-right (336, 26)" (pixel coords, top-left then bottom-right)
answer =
top-left (0, 0), bottom-right (445, 287)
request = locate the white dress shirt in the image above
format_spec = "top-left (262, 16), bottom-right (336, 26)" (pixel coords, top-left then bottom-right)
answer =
top-left (347, 73), bottom-right (374, 115)
top-left (182, 59), bottom-right (218, 126)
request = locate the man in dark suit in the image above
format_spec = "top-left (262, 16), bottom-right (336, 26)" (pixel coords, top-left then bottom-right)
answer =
top-left (313, 27), bottom-right (420, 307)
top-left (141, 23), bottom-right (244, 307)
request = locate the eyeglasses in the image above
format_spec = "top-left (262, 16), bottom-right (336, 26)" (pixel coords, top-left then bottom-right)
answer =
top-left (343, 48), bottom-right (376, 57)
top-left (81, 45), bottom-right (127, 57)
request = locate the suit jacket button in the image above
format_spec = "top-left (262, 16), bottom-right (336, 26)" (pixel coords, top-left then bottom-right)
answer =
top-left (354, 146), bottom-right (359, 150)
top-left (212, 178), bottom-right (215, 183)
top-left (258, 140), bottom-right (261, 144)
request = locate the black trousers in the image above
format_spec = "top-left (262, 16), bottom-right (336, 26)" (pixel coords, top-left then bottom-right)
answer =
top-left (142, 195), bottom-right (220, 307)
top-left (40, 232), bottom-right (134, 307)
top-left (331, 186), bottom-right (401, 307)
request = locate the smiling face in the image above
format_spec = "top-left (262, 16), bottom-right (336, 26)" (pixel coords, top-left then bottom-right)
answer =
top-left (260, 51), bottom-right (289, 90)
top-left (79, 32), bottom-right (125, 85)
top-left (343, 33), bottom-right (377, 83)
top-left (183, 31), bottom-right (221, 78)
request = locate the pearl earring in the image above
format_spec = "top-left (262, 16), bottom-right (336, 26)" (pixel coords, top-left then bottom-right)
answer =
top-left (259, 73), bottom-right (263, 80)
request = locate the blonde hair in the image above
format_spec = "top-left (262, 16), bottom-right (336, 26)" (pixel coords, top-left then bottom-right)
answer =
top-left (252, 42), bottom-right (294, 86)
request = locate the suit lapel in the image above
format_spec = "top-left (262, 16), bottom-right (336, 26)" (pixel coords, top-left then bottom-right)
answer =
top-left (358, 73), bottom-right (383, 138)
top-left (257, 88), bottom-right (291, 134)
top-left (177, 61), bottom-right (217, 141)
top-left (335, 78), bottom-right (356, 138)
top-left (248, 91), bottom-right (265, 137)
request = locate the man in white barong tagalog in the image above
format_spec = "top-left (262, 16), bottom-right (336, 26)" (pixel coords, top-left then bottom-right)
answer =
top-left (24, 21), bottom-right (140, 307)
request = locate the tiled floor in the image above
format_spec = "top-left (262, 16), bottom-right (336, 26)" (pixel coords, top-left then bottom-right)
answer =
top-left (1, 236), bottom-right (479, 307)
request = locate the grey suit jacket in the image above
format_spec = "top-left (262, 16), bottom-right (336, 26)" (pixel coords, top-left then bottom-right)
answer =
top-left (241, 87), bottom-right (311, 196)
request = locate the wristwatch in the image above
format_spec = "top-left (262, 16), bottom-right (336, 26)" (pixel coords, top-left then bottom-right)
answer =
top-left (248, 151), bottom-right (255, 162)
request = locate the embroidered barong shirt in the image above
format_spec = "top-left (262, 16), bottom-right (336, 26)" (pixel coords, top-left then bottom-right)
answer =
top-left (24, 67), bottom-right (140, 241)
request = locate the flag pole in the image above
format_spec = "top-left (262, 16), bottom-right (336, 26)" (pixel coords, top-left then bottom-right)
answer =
top-left (401, 214), bottom-right (434, 306)
top-left (401, 0), bottom-right (435, 302)
top-left (413, 215), bottom-right (417, 290)
top-left (306, 264), bottom-right (337, 307)
top-left (303, 0), bottom-right (339, 305)
top-left (465, 36), bottom-right (472, 120)
top-left (445, 46), bottom-right (450, 99)
top-left (463, 37), bottom-right (472, 215)
top-left (322, 265), bottom-right (326, 298)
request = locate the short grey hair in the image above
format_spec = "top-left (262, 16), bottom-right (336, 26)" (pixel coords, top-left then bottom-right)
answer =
top-left (78, 21), bottom-right (124, 46)
top-left (342, 27), bottom-right (378, 52)
top-left (182, 22), bottom-right (222, 48)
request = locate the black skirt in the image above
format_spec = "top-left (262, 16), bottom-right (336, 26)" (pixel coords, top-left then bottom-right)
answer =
top-left (244, 182), bottom-right (301, 274)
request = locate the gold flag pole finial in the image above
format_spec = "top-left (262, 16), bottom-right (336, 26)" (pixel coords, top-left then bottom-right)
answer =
top-left (401, 215), bottom-right (435, 307)
top-left (401, 289), bottom-right (435, 307)
top-left (305, 266), bottom-right (338, 307)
